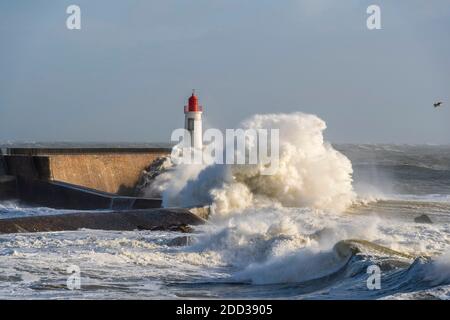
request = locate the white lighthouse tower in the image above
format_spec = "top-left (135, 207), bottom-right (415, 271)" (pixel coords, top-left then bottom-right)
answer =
top-left (184, 90), bottom-right (203, 150)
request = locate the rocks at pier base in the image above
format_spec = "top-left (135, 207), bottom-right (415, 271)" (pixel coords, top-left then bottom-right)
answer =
top-left (188, 206), bottom-right (210, 220)
top-left (414, 214), bottom-right (433, 224)
top-left (0, 208), bottom-right (205, 234)
top-left (167, 236), bottom-right (193, 246)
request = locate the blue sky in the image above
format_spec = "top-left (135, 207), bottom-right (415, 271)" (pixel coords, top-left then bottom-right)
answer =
top-left (0, 0), bottom-right (449, 144)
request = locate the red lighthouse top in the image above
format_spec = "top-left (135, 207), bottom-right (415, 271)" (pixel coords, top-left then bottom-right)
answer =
top-left (185, 90), bottom-right (203, 113)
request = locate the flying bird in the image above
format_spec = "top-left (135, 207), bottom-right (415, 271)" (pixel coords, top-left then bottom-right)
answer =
top-left (433, 101), bottom-right (444, 108)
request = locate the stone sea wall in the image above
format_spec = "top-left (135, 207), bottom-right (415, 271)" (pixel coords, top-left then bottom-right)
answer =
top-left (3, 148), bottom-right (171, 196)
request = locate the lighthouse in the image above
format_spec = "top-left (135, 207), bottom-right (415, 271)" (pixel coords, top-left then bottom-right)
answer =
top-left (184, 90), bottom-right (203, 150)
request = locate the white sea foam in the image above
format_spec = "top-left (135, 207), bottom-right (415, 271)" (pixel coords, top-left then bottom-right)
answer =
top-left (1, 126), bottom-right (449, 298)
top-left (0, 201), bottom-right (76, 219)
top-left (424, 250), bottom-right (450, 286)
top-left (137, 112), bottom-right (450, 287)
top-left (148, 112), bottom-right (356, 215)
top-left (0, 205), bottom-right (448, 298)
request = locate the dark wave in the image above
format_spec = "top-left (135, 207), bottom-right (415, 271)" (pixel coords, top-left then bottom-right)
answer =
top-left (167, 239), bottom-right (450, 299)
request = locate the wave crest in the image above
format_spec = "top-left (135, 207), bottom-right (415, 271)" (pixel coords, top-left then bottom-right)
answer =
top-left (147, 112), bottom-right (356, 215)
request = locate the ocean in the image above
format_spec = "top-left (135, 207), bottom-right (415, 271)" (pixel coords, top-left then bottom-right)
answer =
top-left (1, 132), bottom-right (450, 299)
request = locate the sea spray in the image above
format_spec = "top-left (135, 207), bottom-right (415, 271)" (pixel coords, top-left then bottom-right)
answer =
top-left (140, 112), bottom-right (371, 285)
top-left (146, 112), bottom-right (356, 214)
top-left (423, 250), bottom-right (450, 286)
top-left (186, 205), bottom-right (386, 285)
top-left (1, 143), bottom-right (449, 298)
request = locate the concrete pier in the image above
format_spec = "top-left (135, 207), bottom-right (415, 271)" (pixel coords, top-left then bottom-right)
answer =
top-left (0, 150), bottom-right (17, 200)
top-left (0, 145), bottom-right (210, 234)
top-left (15, 177), bottom-right (162, 210)
top-left (0, 176), bottom-right (16, 200)
top-left (0, 208), bottom-right (205, 234)
top-left (1, 145), bottom-right (172, 207)
top-left (0, 150), bottom-right (6, 175)
top-left (3, 146), bottom-right (171, 195)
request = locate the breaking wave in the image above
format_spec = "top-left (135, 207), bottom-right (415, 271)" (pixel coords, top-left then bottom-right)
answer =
top-left (144, 112), bottom-right (356, 215)
top-left (135, 113), bottom-right (450, 299)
